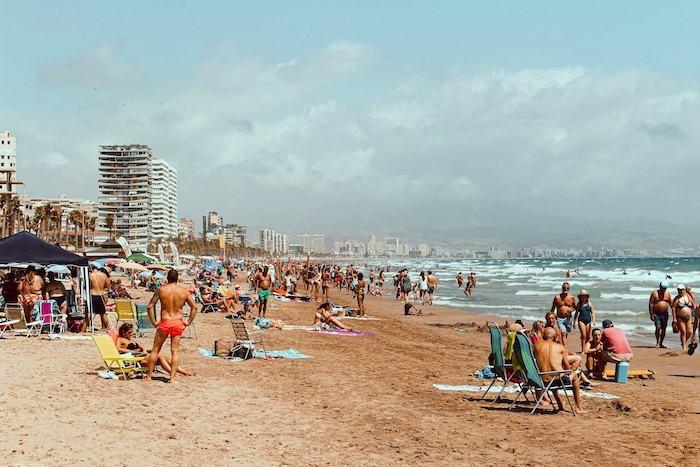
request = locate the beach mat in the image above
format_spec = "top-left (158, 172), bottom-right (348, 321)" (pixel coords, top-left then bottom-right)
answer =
top-left (282, 325), bottom-right (322, 331)
top-left (311, 329), bottom-right (374, 336)
top-left (198, 347), bottom-right (311, 360)
top-left (604, 369), bottom-right (655, 379)
top-left (338, 316), bottom-right (381, 321)
top-left (433, 383), bottom-right (619, 400)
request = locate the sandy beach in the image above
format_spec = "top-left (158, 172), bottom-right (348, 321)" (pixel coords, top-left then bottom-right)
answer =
top-left (1, 281), bottom-right (699, 466)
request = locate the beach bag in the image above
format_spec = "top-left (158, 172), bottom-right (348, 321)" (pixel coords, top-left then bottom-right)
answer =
top-left (230, 344), bottom-right (253, 360)
top-left (672, 321), bottom-right (679, 333)
top-left (214, 339), bottom-right (234, 357)
top-left (255, 317), bottom-right (270, 329)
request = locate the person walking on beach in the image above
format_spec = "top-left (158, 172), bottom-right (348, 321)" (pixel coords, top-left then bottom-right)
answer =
top-left (573, 290), bottom-right (596, 352)
top-left (426, 271), bottom-right (437, 305)
top-left (456, 272), bottom-right (464, 288)
top-left (146, 270), bottom-right (198, 383)
top-left (418, 271), bottom-right (429, 305)
top-left (648, 282), bottom-right (672, 348)
top-left (357, 272), bottom-right (366, 317)
top-left (672, 284), bottom-right (695, 353)
top-left (401, 270), bottom-right (412, 303)
top-left (550, 282), bottom-right (576, 348)
top-left (255, 266), bottom-right (272, 317)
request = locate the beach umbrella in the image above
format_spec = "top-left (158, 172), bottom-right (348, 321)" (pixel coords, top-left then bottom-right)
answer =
top-left (119, 261), bottom-right (147, 272)
top-left (105, 258), bottom-right (123, 266)
top-left (126, 253), bottom-right (157, 264)
top-left (47, 265), bottom-right (71, 274)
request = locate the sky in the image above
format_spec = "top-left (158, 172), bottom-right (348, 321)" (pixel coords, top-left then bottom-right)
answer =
top-left (2, 1), bottom-right (700, 247)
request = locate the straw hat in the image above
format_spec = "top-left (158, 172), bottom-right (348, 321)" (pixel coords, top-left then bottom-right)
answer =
top-left (578, 289), bottom-right (590, 297)
top-left (507, 322), bottom-right (524, 332)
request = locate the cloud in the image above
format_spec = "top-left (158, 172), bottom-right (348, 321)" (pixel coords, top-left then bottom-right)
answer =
top-left (36, 41), bottom-right (146, 89)
top-left (9, 41), bottom-right (700, 244)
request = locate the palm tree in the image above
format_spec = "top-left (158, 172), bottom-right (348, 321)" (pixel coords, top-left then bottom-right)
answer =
top-left (68, 210), bottom-right (81, 249)
top-left (86, 216), bottom-right (97, 247)
top-left (105, 213), bottom-right (115, 240)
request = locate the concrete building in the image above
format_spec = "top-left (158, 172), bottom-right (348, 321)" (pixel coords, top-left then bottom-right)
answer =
top-left (0, 130), bottom-right (22, 195)
top-left (151, 159), bottom-right (178, 240)
top-left (274, 232), bottom-right (288, 255)
top-left (260, 228), bottom-right (287, 254)
top-left (224, 223), bottom-right (246, 246)
top-left (202, 211), bottom-right (223, 236)
top-left (98, 145), bottom-right (153, 252)
top-left (20, 195), bottom-right (99, 228)
top-left (178, 217), bottom-right (195, 239)
top-left (297, 234), bottom-right (326, 254)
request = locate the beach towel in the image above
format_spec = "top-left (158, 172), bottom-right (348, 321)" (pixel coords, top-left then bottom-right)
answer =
top-left (282, 324), bottom-right (322, 331)
top-left (198, 347), bottom-right (311, 360)
top-left (312, 329), bottom-right (374, 336)
top-left (433, 383), bottom-right (619, 400)
top-left (338, 316), bottom-right (381, 321)
top-left (46, 334), bottom-right (93, 340)
top-left (604, 368), bottom-right (655, 379)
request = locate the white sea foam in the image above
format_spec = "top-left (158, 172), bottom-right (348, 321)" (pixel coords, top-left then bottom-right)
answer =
top-left (467, 303), bottom-right (540, 311)
top-left (600, 292), bottom-right (648, 301)
top-left (597, 309), bottom-right (644, 317)
top-left (515, 290), bottom-right (552, 296)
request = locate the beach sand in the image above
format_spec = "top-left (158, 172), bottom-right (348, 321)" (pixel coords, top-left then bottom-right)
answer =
top-left (1, 283), bottom-right (698, 466)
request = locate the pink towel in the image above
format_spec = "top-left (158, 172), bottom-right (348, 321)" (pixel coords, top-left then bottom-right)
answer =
top-left (313, 329), bottom-right (373, 336)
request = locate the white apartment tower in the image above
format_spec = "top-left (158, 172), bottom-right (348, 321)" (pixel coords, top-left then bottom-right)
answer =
top-left (151, 159), bottom-right (178, 240)
top-left (297, 234), bottom-right (326, 254)
top-left (98, 145), bottom-right (153, 252)
top-left (0, 131), bottom-right (20, 194)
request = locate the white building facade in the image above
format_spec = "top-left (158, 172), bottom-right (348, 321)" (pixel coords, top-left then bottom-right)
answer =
top-left (0, 131), bottom-right (19, 194)
top-left (297, 234), bottom-right (326, 254)
top-left (98, 145), bottom-right (153, 252)
top-left (151, 159), bottom-right (178, 240)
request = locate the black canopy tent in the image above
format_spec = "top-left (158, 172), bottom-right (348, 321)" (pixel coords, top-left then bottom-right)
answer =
top-left (0, 231), bottom-right (93, 330)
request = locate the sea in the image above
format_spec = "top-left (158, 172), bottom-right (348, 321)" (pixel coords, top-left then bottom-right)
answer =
top-left (367, 257), bottom-right (700, 342)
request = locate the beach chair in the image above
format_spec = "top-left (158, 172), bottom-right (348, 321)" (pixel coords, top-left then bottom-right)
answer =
top-left (182, 307), bottom-right (197, 340)
top-left (480, 322), bottom-right (526, 402)
top-left (92, 334), bottom-right (146, 380)
top-left (510, 332), bottom-right (576, 416)
top-left (115, 300), bottom-right (138, 328)
top-left (38, 300), bottom-right (67, 334)
top-left (0, 316), bottom-right (20, 338)
top-left (134, 303), bottom-right (156, 335)
top-left (5, 303), bottom-right (42, 337)
top-left (230, 319), bottom-right (267, 359)
top-left (195, 293), bottom-right (219, 313)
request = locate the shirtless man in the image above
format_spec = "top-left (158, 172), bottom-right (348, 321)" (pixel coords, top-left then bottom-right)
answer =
top-left (255, 266), bottom-right (272, 317)
top-left (533, 327), bottom-right (585, 413)
top-left (87, 265), bottom-right (111, 330)
top-left (146, 269), bottom-right (197, 383)
top-left (648, 282), bottom-right (672, 348)
top-left (550, 282), bottom-right (576, 348)
top-left (426, 270), bottom-right (438, 306)
top-left (18, 265), bottom-right (45, 322)
top-left (456, 272), bottom-right (464, 288)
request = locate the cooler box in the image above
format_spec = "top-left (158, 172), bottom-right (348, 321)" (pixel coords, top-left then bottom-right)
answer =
top-left (614, 362), bottom-right (629, 384)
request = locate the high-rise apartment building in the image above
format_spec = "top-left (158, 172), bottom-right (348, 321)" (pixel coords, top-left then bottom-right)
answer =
top-left (151, 159), bottom-right (178, 240)
top-left (21, 195), bottom-right (99, 228)
top-left (98, 145), bottom-right (153, 252)
top-left (274, 232), bottom-right (288, 255)
top-left (178, 217), bottom-right (195, 239)
top-left (224, 223), bottom-right (246, 246)
top-left (260, 229), bottom-right (275, 253)
top-left (297, 234), bottom-right (326, 254)
top-left (202, 211), bottom-right (223, 236)
top-left (0, 131), bottom-right (21, 194)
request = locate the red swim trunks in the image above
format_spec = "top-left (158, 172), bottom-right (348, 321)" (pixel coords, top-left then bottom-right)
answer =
top-left (157, 318), bottom-right (186, 337)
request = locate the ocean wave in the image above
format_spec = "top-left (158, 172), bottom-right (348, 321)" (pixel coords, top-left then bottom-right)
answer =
top-left (515, 290), bottom-right (552, 296)
top-left (597, 309), bottom-right (644, 317)
top-left (629, 286), bottom-right (655, 292)
top-left (600, 292), bottom-right (648, 301)
top-left (467, 303), bottom-right (540, 311)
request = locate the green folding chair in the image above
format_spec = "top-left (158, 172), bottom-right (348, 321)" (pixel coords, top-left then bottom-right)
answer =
top-left (480, 322), bottom-right (527, 403)
top-left (510, 332), bottom-right (576, 416)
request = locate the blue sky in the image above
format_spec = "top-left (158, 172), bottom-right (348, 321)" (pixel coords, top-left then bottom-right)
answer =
top-left (2, 1), bottom-right (700, 244)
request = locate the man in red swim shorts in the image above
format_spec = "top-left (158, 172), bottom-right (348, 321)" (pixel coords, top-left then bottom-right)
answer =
top-left (146, 269), bottom-right (198, 383)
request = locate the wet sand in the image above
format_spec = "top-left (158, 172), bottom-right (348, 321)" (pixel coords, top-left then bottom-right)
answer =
top-left (0, 281), bottom-right (698, 465)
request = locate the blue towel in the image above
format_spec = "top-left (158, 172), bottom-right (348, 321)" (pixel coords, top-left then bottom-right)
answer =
top-left (474, 365), bottom-right (496, 380)
top-left (198, 347), bottom-right (312, 360)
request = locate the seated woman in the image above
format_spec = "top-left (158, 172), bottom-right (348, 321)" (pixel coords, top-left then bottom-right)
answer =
top-left (314, 302), bottom-right (351, 330)
top-left (44, 272), bottom-right (68, 314)
top-left (115, 323), bottom-right (193, 376)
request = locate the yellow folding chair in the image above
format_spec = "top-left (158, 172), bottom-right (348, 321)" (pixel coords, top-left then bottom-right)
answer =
top-left (92, 334), bottom-right (146, 380)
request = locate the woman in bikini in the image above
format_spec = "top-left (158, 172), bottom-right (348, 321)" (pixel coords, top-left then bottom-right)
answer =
top-left (672, 284), bottom-right (695, 353)
top-left (115, 323), bottom-right (193, 376)
top-left (313, 302), bottom-right (350, 330)
top-left (573, 289), bottom-right (596, 353)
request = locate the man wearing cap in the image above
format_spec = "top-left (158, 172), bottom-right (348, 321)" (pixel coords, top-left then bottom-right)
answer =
top-left (597, 320), bottom-right (633, 377)
top-left (649, 282), bottom-right (672, 348)
top-left (550, 282), bottom-right (576, 348)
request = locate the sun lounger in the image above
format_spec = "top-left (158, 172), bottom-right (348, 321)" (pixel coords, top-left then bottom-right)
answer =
top-left (115, 299), bottom-right (138, 330)
top-left (5, 303), bottom-right (41, 337)
top-left (230, 319), bottom-right (267, 360)
top-left (92, 334), bottom-right (146, 380)
top-left (510, 331), bottom-right (576, 416)
top-left (481, 322), bottom-right (527, 403)
top-left (195, 293), bottom-right (219, 313)
top-left (134, 303), bottom-right (156, 334)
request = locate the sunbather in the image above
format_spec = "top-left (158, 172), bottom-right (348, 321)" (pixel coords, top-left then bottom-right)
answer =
top-left (314, 302), bottom-right (350, 330)
top-left (533, 327), bottom-right (585, 413)
top-left (45, 272), bottom-right (68, 314)
top-left (115, 323), bottom-right (192, 376)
